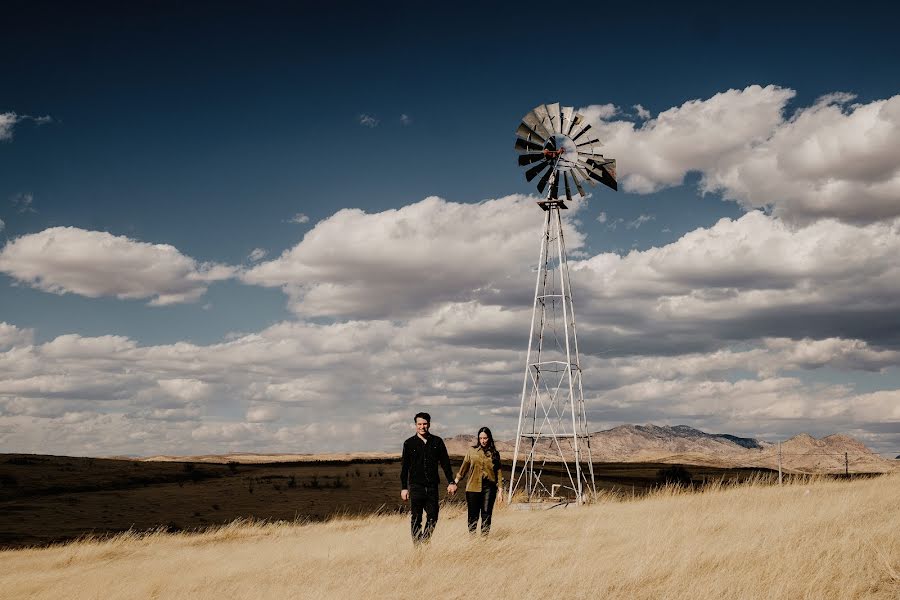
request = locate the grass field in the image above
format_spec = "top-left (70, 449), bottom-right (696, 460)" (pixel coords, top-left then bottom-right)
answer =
top-left (0, 453), bottom-right (775, 549)
top-left (1, 472), bottom-right (898, 599)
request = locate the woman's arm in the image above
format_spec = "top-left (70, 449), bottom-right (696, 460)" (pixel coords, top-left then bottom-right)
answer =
top-left (455, 449), bottom-right (472, 485)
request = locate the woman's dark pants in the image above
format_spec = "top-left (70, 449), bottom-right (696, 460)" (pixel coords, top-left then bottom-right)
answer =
top-left (465, 482), bottom-right (497, 536)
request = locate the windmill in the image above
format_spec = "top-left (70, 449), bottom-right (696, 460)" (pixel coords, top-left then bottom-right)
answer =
top-left (508, 102), bottom-right (617, 505)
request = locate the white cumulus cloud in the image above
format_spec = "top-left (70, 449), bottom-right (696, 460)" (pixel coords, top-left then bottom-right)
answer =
top-left (359, 114), bottom-right (379, 128)
top-left (0, 112), bottom-right (53, 141)
top-left (0, 227), bottom-right (235, 305)
top-left (243, 195), bottom-right (585, 318)
top-left (583, 85), bottom-right (900, 224)
top-left (248, 248), bottom-right (268, 262)
top-left (0, 112), bottom-right (19, 141)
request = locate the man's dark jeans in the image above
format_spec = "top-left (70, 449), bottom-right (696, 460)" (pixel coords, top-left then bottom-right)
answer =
top-left (465, 481), bottom-right (497, 535)
top-left (408, 483), bottom-right (439, 544)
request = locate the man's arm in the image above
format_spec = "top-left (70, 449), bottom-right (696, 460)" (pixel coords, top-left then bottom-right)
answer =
top-left (399, 439), bottom-right (410, 501)
top-left (438, 439), bottom-right (455, 482)
top-left (439, 439), bottom-right (458, 495)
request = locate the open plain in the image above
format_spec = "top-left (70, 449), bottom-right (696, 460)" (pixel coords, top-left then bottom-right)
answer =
top-left (0, 452), bottom-right (775, 549)
top-left (1, 471), bottom-right (898, 599)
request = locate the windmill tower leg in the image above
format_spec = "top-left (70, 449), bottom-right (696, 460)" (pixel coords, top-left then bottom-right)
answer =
top-left (509, 208), bottom-right (552, 502)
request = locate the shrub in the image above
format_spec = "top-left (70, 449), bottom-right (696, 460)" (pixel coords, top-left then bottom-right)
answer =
top-left (656, 465), bottom-right (693, 487)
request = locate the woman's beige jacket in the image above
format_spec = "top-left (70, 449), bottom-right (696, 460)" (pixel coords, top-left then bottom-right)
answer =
top-left (455, 447), bottom-right (504, 493)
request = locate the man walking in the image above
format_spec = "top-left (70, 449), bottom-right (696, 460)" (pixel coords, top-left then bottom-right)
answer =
top-left (400, 412), bottom-right (457, 545)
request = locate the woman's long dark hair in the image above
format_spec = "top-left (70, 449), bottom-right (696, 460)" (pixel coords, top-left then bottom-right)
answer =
top-left (473, 426), bottom-right (497, 455)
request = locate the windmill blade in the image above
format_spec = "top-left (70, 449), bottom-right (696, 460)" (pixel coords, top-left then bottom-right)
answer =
top-left (532, 104), bottom-right (554, 134)
top-left (585, 159), bottom-right (617, 191)
top-left (560, 106), bottom-right (574, 136)
top-left (571, 170), bottom-right (587, 197)
top-left (577, 143), bottom-right (604, 157)
top-left (600, 159), bottom-right (617, 188)
top-left (567, 113), bottom-right (583, 136)
top-left (545, 102), bottom-right (561, 133)
top-left (522, 111), bottom-right (552, 139)
top-left (572, 165), bottom-right (596, 186)
top-left (556, 155), bottom-right (581, 171)
top-left (585, 157), bottom-right (615, 169)
top-left (518, 152), bottom-right (547, 166)
top-left (515, 137), bottom-right (544, 153)
top-left (577, 160), bottom-right (607, 181)
top-left (543, 134), bottom-right (559, 153)
top-left (563, 172), bottom-right (573, 202)
top-left (584, 158), bottom-right (617, 186)
top-left (525, 160), bottom-right (551, 182)
top-left (574, 157), bottom-right (600, 172)
top-left (516, 122), bottom-right (546, 144)
top-left (570, 122), bottom-right (592, 142)
top-left (576, 137), bottom-right (602, 148)
top-left (536, 166), bottom-right (555, 194)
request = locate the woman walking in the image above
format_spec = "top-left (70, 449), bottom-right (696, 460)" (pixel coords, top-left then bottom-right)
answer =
top-left (453, 426), bottom-right (504, 536)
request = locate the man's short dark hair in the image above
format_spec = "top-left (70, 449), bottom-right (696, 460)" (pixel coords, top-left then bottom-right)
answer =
top-left (414, 412), bottom-right (431, 423)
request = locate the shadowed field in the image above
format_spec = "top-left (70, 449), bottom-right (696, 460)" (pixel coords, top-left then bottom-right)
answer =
top-left (0, 453), bottom-right (778, 549)
top-left (1, 473), bottom-right (898, 599)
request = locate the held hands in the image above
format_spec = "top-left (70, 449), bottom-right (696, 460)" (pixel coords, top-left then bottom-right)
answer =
top-left (401, 484), bottom-right (459, 499)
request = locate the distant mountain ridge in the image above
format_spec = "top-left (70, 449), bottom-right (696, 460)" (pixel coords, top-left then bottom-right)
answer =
top-left (625, 424), bottom-right (766, 450)
top-left (444, 424), bottom-right (894, 474)
top-left (125, 424), bottom-right (894, 474)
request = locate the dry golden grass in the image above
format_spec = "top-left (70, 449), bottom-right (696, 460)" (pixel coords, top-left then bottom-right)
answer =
top-left (2, 474), bottom-right (898, 600)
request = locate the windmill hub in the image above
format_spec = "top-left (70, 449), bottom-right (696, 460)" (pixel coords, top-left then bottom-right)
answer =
top-left (543, 134), bottom-right (577, 170)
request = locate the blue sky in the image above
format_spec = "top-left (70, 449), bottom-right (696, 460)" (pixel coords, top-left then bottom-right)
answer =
top-left (2, 0), bottom-right (900, 457)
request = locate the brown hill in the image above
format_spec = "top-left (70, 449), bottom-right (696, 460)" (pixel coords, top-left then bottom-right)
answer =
top-left (127, 425), bottom-right (894, 474)
top-left (446, 425), bottom-right (895, 474)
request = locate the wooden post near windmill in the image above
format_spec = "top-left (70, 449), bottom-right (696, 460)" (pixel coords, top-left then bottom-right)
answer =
top-left (845, 452), bottom-right (849, 477)
top-left (778, 441), bottom-right (783, 486)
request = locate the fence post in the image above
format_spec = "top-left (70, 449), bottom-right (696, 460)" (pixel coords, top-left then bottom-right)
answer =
top-left (778, 441), bottom-right (783, 486)
top-left (845, 452), bottom-right (849, 477)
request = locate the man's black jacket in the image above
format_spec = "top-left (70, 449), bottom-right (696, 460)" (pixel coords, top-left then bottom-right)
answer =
top-left (400, 434), bottom-right (454, 489)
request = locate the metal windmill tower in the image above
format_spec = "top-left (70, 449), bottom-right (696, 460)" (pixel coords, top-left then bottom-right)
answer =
top-left (508, 103), bottom-right (617, 505)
